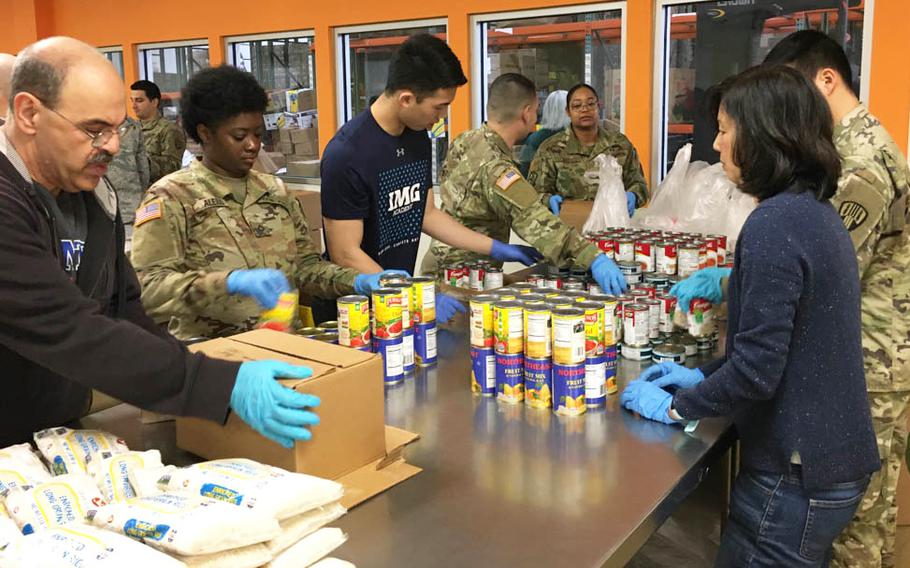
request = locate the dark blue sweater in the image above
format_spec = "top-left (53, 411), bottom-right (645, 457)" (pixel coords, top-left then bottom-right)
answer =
top-left (673, 189), bottom-right (880, 489)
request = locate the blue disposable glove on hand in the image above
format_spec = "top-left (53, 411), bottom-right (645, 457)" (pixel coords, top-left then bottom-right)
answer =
top-left (436, 293), bottom-right (466, 324)
top-left (354, 269), bottom-right (411, 296)
top-left (669, 267), bottom-right (732, 312)
top-left (549, 195), bottom-right (564, 215)
top-left (226, 269), bottom-right (291, 309)
top-left (620, 380), bottom-right (677, 425)
top-left (639, 362), bottom-right (705, 390)
top-left (626, 192), bottom-right (637, 217)
top-left (590, 254), bottom-right (627, 295)
top-left (490, 240), bottom-right (543, 266)
top-left (230, 360), bottom-right (320, 448)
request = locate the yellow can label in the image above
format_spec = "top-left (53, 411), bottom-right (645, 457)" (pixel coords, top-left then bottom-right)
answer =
top-left (494, 305), bottom-right (524, 354)
top-left (258, 291), bottom-right (298, 332)
top-left (470, 301), bottom-right (494, 348)
top-left (552, 313), bottom-right (585, 364)
top-left (602, 301), bottom-right (618, 345)
top-left (583, 306), bottom-right (605, 357)
top-left (523, 308), bottom-right (551, 359)
top-left (338, 298), bottom-right (371, 348)
top-left (412, 280), bottom-right (436, 323)
top-left (373, 291), bottom-right (403, 338)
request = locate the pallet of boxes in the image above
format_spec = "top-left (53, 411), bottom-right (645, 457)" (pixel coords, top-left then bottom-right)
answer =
top-left (265, 87), bottom-right (321, 178)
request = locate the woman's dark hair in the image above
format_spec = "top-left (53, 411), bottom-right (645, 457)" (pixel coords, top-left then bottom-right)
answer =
top-left (720, 64), bottom-right (840, 201)
top-left (566, 83), bottom-right (599, 108)
top-left (180, 65), bottom-right (267, 144)
top-left (385, 34), bottom-right (467, 99)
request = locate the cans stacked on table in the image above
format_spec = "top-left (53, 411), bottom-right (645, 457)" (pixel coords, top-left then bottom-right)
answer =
top-left (445, 260), bottom-right (508, 291)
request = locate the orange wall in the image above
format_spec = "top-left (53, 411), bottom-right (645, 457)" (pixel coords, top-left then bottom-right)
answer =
top-left (2, 0), bottom-right (908, 181)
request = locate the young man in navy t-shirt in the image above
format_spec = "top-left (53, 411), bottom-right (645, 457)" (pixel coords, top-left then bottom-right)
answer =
top-left (320, 34), bottom-right (541, 323)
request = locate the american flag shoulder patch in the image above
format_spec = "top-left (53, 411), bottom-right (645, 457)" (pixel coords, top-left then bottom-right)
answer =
top-left (495, 169), bottom-right (521, 191)
top-left (134, 199), bottom-right (163, 227)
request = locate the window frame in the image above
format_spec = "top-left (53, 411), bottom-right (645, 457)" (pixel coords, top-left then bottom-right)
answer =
top-left (98, 45), bottom-right (124, 79)
top-left (136, 38), bottom-right (210, 84)
top-left (224, 30), bottom-right (316, 91)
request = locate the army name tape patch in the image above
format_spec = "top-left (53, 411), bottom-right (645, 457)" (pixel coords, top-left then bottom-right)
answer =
top-left (134, 199), bottom-right (163, 227)
top-left (496, 169), bottom-right (521, 191)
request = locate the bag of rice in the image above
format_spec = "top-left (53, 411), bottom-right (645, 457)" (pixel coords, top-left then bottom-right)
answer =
top-left (0, 524), bottom-right (186, 567)
top-left (33, 427), bottom-right (129, 475)
top-left (310, 559), bottom-right (356, 568)
top-left (87, 449), bottom-right (163, 502)
top-left (173, 542), bottom-right (272, 568)
top-left (0, 513), bottom-right (22, 550)
top-left (129, 464), bottom-right (177, 498)
top-left (85, 492), bottom-right (280, 556)
top-left (3, 473), bottom-right (106, 533)
top-left (141, 459), bottom-right (343, 520)
top-left (265, 527), bottom-right (348, 568)
top-left (0, 443), bottom-right (52, 493)
top-left (266, 502), bottom-right (346, 555)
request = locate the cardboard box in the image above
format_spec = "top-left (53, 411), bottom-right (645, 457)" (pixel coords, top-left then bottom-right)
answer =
top-left (177, 329), bottom-right (420, 508)
top-left (296, 89), bottom-right (316, 112)
top-left (278, 128), bottom-right (293, 143)
top-left (277, 141), bottom-right (294, 155)
top-left (287, 159), bottom-right (321, 178)
top-left (559, 199), bottom-right (594, 232)
top-left (291, 189), bottom-right (323, 254)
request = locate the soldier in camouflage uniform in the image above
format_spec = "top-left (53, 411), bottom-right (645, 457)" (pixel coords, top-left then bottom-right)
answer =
top-left (528, 83), bottom-right (648, 207)
top-left (105, 117), bottom-right (149, 229)
top-left (130, 80), bottom-right (186, 184)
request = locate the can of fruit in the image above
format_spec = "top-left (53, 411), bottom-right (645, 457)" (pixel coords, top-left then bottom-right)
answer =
top-left (414, 321), bottom-right (437, 366)
top-left (623, 303), bottom-right (650, 347)
top-left (523, 302), bottom-right (551, 359)
top-left (410, 276), bottom-right (436, 324)
top-left (375, 336), bottom-right (404, 385)
top-left (469, 294), bottom-right (497, 348)
top-left (642, 298), bottom-right (661, 340)
top-left (604, 344), bottom-right (619, 394)
top-left (553, 362), bottom-right (586, 416)
top-left (337, 295), bottom-right (371, 349)
top-left (532, 286), bottom-right (558, 297)
top-left (635, 239), bottom-right (656, 273)
top-left (496, 352), bottom-right (524, 404)
top-left (521, 293), bottom-right (547, 304)
top-left (372, 288), bottom-right (403, 339)
top-left (578, 301), bottom-right (605, 357)
top-left (655, 241), bottom-right (678, 275)
top-left (584, 355), bottom-right (606, 408)
top-left (618, 261), bottom-right (642, 285)
top-left (470, 346), bottom-right (496, 396)
top-left (524, 356), bottom-right (552, 409)
top-left (551, 306), bottom-right (586, 365)
top-left (470, 263), bottom-right (487, 291)
top-left (678, 242), bottom-right (701, 278)
top-left (656, 293), bottom-right (677, 334)
top-left (484, 267), bottom-right (504, 290)
top-left (493, 301), bottom-right (524, 355)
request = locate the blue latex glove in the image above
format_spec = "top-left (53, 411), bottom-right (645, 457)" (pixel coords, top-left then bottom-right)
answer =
top-left (640, 362), bottom-right (705, 390)
top-left (230, 360), bottom-right (320, 448)
top-left (353, 269), bottom-right (411, 296)
top-left (490, 240), bottom-right (543, 266)
top-left (590, 254), bottom-right (627, 295)
top-left (226, 269), bottom-right (290, 309)
top-left (669, 266), bottom-right (732, 312)
top-left (620, 380), bottom-right (677, 425)
top-left (626, 192), bottom-right (637, 217)
top-left (549, 195), bottom-right (563, 215)
top-left (436, 293), bottom-right (466, 324)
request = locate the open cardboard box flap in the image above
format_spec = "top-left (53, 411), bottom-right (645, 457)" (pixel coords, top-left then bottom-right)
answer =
top-left (338, 426), bottom-right (421, 509)
top-left (231, 329), bottom-right (373, 368)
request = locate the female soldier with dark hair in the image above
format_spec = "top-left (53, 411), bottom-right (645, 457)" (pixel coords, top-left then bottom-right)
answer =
top-left (621, 64), bottom-right (880, 567)
top-left (131, 66), bottom-right (398, 340)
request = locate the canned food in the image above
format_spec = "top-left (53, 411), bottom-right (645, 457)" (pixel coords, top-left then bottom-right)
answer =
top-left (587, 282), bottom-right (603, 295)
top-left (411, 276), bottom-right (437, 324)
top-left (634, 239), bottom-right (656, 273)
top-left (375, 336), bottom-right (405, 385)
top-left (484, 267), bottom-right (504, 290)
top-left (642, 298), bottom-right (661, 340)
top-left (493, 301), bottom-right (524, 355)
top-left (553, 362), bottom-right (586, 416)
top-left (672, 298), bottom-right (716, 338)
top-left (710, 234), bottom-right (728, 265)
top-left (402, 327), bottom-right (415, 374)
top-left (470, 263), bottom-right (487, 291)
top-left (604, 345), bottom-right (619, 394)
top-left (594, 235), bottom-right (615, 259)
top-left (496, 352), bottom-right (524, 404)
top-left (545, 276), bottom-right (562, 290)
top-left (697, 336), bottom-right (714, 351)
top-left (523, 302), bottom-right (552, 359)
top-left (679, 334), bottom-right (698, 356)
top-left (295, 326), bottom-right (324, 338)
top-left (577, 301), bottom-right (605, 357)
top-left (512, 283), bottom-right (536, 295)
top-left (620, 342), bottom-right (652, 361)
top-left (657, 293), bottom-right (677, 334)
top-left (387, 283), bottom-right (413, 330)
top-left (650, 334), bottom-right (666, 346)
top-left (312, 333), bottom-right (338, 344)
top-left (588, 294), bottom-right (618, 346)
top-left (551, 306), bottom-right (586, 365)
top-left (618, 261), bottom-right (643, 285)
top-left (414, 321), bottom-right (437, 366)
top-left (704, 237), bottom-right (718, 268)
top-left (584, 355), bottom-right (606, 408)
top-left (337, 295), bottom-right (371, 349)
top-left (652, 343), bottom-right (686, 364)
top-left (547, 296), bottom-right (575, 309)
top-left (317, 320), bottom-right (338, 330)
top-left (697, 240), bottom-right (708, 270)
top-left (562, 290), bottom-right (589, 302)
top-left (258, 291), bottom-right (298, 332)
top-left (446, 265), bottom-right (465, 288)
top-left (644, 273), bottom-right (670, 289)
top-left (470, 346), bottom-right (496, 396)
top-left (563, 277), bottom-right (585, 291)
top-left (616, 237), bottom-right (635, 262)
top-left (524, 356), bottom-right (552, 409)
top-left (678, 242), bottom-right (701, 278)
top-left (521, 293), bottom-right (547, 304)
top-left (655, 241), bottom-right (678, 275)
top-left (372, 288), bottom-right (403, 339)
top-left (623, 303), bottom-right (650, 347)
top-left (469, 294), bottom-right (497, 348)
top-left (632, 283), bottom-right (657, 299)
top-left (496, 287), bottom-right (520, 300)
top-left (527, 274), bottom-right (545, 287)
top-left (629, 289), bottom-right (650, 302)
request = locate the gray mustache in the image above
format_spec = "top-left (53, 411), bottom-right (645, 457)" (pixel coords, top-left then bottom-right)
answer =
top-left (88, 152), bottom-right (113, 165)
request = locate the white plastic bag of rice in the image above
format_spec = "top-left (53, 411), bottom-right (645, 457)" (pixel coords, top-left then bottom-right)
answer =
top-left (0, 443), bottom-right (52, 493)
top-left (310, 559), bottom-right (356, 568)
top-left (33, 427), bottom-right (129, 475)
top-left (0, 524), bottom-right (186, 567)
top-left (129, 464), bottom-right (177, 497)
top-left (3, 473), bottom-right (106, 533)
top-left (173, 542), bottom-right (272, 568)
top-left (265, 527), bottom-right (348, 568)
top-left (0, 513), bottom-right (22, 550)
top-left (85, 492), bottom-right (280, 556)
top-left (137, 458), bottom-right (344, 520)
top-left (266, 502), bottom-right (346, 556)
top-left (87, 449), bottom-right (163, 502)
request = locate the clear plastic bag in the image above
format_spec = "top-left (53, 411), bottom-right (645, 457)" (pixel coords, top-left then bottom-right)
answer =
top-left (582, 154), bottom-right (629, 232)
top-left (723, 186), bottom-right (758, 255)
top-left (633, 144), bottom-right (709, 231)
top-left (678, 163), bottom-right (735, 235)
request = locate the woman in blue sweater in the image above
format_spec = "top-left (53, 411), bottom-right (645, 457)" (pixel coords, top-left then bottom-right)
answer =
top-left (621, 65), bottom-right (879, 567)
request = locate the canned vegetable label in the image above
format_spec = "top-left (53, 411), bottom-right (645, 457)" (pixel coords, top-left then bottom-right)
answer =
top-left (496, 352), bottom-right (524, 404)
top-left (552, 307), bottom-right (586, 365)
top-left (372, 288), bottom-right (403, 339)
top-left (524, 357), bottom-right (552, 409)
top-left (258, 290), bottom-right (298, 332)
top-left (387, 283), bottom-right (413, 330)
top-left (553, 362), bottom-right (586, 416)
top-left (493, 301), bottom-right (524, 355)
top-left (469, 295), bottom-right (497, 348)
top-left (523, 304), bottom-right (552, 359)
top-left (337, 295), bottom-right (371, 348)
top-left (578, 301), bottom-right (605, 357)
top-left (411, 277), bottom-right (437, 324)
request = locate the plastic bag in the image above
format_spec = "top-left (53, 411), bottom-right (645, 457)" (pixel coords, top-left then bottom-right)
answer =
top-left (3, 473), bottom-right (107, 533)
top-left (87, 450), bottom-right (163, 503)
top-left (582, 154), bottom-right (630, 232)
top-left (0, 513), bottom-right (21, 550)
top-left (678, 163), bottom-right (736, 235)
top-left (33, 427), bottom-right (129, 475)
top-left (174, 542), bottom-right (271, 568)
top-left (264, 527), bottom-right (348, 568)
top-left (310, 559), bottom-right (356, 568)
top-left (266, 503), bottom-right (347, 556)
top-left (633, 144), bottom-right (707, 231)
top-left (0, 443), bottom-right (52, 493)
top-left (723, 186), bottom-right (758, 255)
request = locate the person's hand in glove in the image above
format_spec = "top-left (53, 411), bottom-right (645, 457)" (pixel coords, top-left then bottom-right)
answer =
top-left (669, 266), bottom-right (732, 312)
top-left (353, 269), bottom-right (411, 296)
top-left (620, 380), bottom-right (677, 425)
top-left (626, 192), bottom-right (637, 218)
top-left (226, 269), bottom-right (290, 309)
top-left (490, 240), bottom-right (543, 266)
top-left (590, 254), bottom-right (627, 295)
top-left (437, 293), bottom-right (466, 324)
top-left (548, 195), bottom-right (563, 215)
top-left (230, 360), bottom-right (320, 448)
top-left (639, 362), bottom-right (705, 390)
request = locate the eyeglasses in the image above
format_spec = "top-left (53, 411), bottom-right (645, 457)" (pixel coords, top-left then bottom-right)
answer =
top-left (569, 101), bottom-right (599, 112)
top-left (34, 95), bottom-right (132, 148)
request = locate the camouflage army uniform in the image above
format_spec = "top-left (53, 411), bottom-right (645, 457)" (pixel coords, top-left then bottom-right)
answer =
top-left (527, 125), bottom-right (649, 205)
top-left (130, 159), bottom-right (358, 340)
top-left (829, 105), bottom-right (910, 568)
top-left (422, 124), bottom-right (601, 278)
top-left (141, 115), bottom-right (186, 184)
top-left (106, 117), bottom-right (149, 225)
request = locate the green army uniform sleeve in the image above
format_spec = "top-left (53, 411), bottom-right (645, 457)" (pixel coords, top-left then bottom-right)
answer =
top-left (831, 157), bottom-right (894, 275)
top-left (130, 188), bottom-right (232, 325)
top-left (527, 143), bottom-right (559, 204)
top-left (147, 120), bottom-right (186, 183)
top-left (620, 139), bottom-right (649, 207)
top-left (482, 163), bottom-right (600, 268)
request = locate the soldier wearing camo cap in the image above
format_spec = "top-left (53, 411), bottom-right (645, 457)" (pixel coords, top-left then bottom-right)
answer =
top-left (131, 66), bottom-right (399, 340)
top-left (130, 79), bottom-right (186, 184)
top-left (527, 83), bottom-right (648, 217)
top-left (424, 73), bottom-right (628, 295)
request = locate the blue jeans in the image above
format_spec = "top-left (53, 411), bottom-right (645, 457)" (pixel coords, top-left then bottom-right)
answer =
top-left (715, 467), bottom-right (869, 567)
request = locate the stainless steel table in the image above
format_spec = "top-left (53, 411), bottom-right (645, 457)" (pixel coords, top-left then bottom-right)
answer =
top-left (81, 314), bottom-right (733, 567)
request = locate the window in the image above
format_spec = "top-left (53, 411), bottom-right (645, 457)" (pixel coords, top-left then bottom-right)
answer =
top-left (99, 47), bottom-right (124, 79)
top-left (137, 41), bottom-right (210, 120)
top-left (472, 4), bottom-right (626, 131)
top-left (655, 0), bottom-right (870, 179)
top-left (336, 20), bottom-right (449, 183)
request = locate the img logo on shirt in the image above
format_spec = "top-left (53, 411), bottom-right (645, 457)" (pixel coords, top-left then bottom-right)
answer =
top-left (60, 239), bottom-right (85, 275)
top-left (387, 183), bottom-right (422, 213)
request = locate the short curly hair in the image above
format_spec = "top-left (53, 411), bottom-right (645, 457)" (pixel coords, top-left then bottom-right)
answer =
top-left (180, 65), bottom-right (267, 144)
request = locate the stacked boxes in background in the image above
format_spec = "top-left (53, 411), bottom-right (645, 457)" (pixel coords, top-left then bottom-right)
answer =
top-left (260, 87), bottom-right (321, 177)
